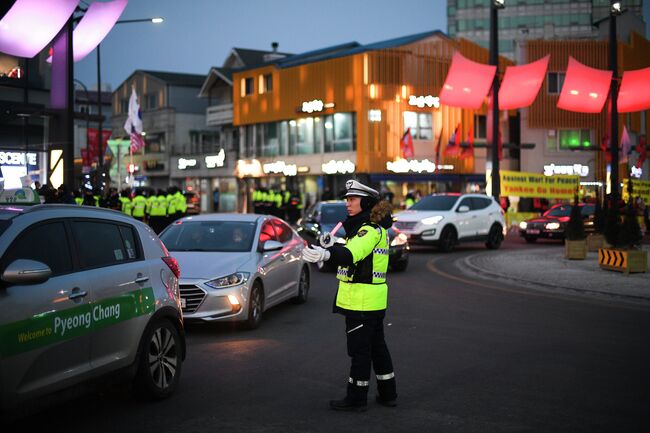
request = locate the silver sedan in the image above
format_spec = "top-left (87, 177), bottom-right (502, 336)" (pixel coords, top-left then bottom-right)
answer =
top-left (159, 213), bottom-right (310, 329)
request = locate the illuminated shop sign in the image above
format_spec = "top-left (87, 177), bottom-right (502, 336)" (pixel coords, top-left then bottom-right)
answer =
top-left (543, 163), bottom-right (589, 177)
top-left (300, 99), bottom-right (335, 113)
top-left (631, 166), bottom-right (643, 178)
top-left (386, 159), bottom-right (454, 173)
top-left (322, 159), bottom-right (355, 174)
top-left (408, 95), bottom-right (440, 109)
top-left (263, 161), bottom-right (297, 176)
top-left (236, 159), bottom-right (263, 178)
top-left (368, 109), bottom-right (382, 122)
top-left (0, 152), bottom-right (37, 166)
top-left (205, 148), bottom-right (226, 168)
top-left (178, 158), bottom-right (198, 170)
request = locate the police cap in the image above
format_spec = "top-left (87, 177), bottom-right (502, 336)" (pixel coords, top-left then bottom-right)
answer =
top-left (344, 180), bottom-right (380, 199)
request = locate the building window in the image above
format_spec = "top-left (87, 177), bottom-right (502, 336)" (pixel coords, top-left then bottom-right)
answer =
top-left (474, 115), bottom-right (487, 140)
top-left (262, 122), bottom-right (279, 156)
top-left (241, 77), bottom-right (254, 97)
top-left (547, 129), bottom-right (592, 151)
top-left (547, 72), bottom-right (565, 94)
top-left (559, 129), bottom-right (591, 150)
top-left (145, 93), bottom-right (158, 110)
top-left (121, 98), bottom-right (129, 114)
top-left (403, 111), bottom-right (433, 140)
top-left (289, 117), bottom-right (316, 155)
top-left (324, 113), bottom-right (356, 152)
top-left (145, 132), bottom-right (166, 153)
top-left (264, 74), bottom-right (273, 93)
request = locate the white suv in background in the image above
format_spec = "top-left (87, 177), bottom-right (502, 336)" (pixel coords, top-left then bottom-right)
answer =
top-left (393, 193), bottom-right (506, 252)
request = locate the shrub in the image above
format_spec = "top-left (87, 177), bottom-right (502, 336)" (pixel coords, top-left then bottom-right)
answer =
top-left (565, 195), bottom-right (586, 241)
top-left (618, 201), bottom-right (643, 249)
top-left (604, 200), bottom-right (621, 247)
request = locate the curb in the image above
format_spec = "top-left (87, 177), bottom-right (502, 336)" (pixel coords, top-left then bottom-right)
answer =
top-left (460, 251), bottom-right (650, 306)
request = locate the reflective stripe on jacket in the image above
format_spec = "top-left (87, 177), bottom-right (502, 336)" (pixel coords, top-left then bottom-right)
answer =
top-left (335, 223), bottom-right (389, 311)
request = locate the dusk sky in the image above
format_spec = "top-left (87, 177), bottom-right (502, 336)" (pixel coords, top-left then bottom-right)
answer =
top-left (75, 0), bottom-right (447, 90)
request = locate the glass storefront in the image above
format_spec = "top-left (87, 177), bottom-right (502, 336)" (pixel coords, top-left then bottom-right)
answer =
top-left (244, 112), bottom-right (356, 159)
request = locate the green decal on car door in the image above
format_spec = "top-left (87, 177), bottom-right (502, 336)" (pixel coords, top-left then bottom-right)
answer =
top-left (0, 287), bottom-right (155, 357)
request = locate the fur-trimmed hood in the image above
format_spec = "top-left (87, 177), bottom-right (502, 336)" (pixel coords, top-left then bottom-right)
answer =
top-left (370, 200), bottom-right (393, 229)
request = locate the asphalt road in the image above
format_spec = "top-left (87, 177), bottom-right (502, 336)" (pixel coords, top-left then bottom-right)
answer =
top-left (11, 238), bottom-right (650, 433)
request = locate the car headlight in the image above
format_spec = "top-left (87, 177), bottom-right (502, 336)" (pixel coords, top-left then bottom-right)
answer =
top-left (545, 222), bottom-right (561, 230)
top-left (421, 216), bottom-right (443, 225)
top-left (390, 233), bottom-right (408, 246)
top-left (205, 272), bottom-right (250, 289)
top-left (519, 221), bottom-right (527, 230)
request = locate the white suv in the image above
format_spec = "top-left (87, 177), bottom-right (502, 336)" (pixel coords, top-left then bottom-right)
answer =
top-left (394, 193), bottom-right (506, 252)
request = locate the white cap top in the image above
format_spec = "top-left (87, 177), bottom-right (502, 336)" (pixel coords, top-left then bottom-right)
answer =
top-left (344, 180), bottom-right (379, 199)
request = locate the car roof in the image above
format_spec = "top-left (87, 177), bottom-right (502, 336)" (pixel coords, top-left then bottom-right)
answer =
top-left (2, 204), bottom-right (138, 223)
top-left (178, 213), bottom-right (264, 223)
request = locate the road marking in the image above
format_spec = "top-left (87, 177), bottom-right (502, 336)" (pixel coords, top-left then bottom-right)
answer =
top-left (425, 255), bottom-right (650, 311)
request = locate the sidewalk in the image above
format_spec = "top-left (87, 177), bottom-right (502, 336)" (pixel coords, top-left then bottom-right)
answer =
top-left (462, 244), bottom-right (650, 306)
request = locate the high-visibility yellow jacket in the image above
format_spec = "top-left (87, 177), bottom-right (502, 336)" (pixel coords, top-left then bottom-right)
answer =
top-left (335, 223), bottom-right (389, 311)
top-left (132, 196), bottom-right (147, 218)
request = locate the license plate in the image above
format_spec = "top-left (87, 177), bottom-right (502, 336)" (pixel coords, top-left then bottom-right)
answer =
top-left (526, 229), bottom-right (540, 235)
top-left (181, 298), bottom-right (186, 308)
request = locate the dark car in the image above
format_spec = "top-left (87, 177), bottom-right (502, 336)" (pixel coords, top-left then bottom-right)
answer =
top-left (519, 202), bottom-right (595, 243)
top-left (296, 200), bottom-right (409, 271)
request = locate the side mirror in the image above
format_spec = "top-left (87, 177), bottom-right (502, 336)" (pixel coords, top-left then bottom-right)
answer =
top-left (2, 259), bottom-right (52, 284)
top-left (457, 205), bottom-right (470, 213)
top-left (262, 240), bottom-right (283, 252)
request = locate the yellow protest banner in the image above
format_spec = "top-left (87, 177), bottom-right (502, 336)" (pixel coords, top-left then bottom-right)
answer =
top-left (622, 179), bottom-right (650, 204)
top-left (500, 170), bottom-right (580, 199)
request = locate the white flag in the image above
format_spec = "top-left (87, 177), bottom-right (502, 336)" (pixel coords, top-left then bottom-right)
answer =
top-left (123, 86), bottom-right (143, 136)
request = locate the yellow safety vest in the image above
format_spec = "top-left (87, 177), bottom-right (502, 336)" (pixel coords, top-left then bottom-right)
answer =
top-left (335, 223), bottom-right (389, 311)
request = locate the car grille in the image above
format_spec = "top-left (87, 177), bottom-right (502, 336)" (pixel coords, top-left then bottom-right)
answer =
top-left (179, 284), bottom-right (207, 314)
top-left (525, 222), bottom-right (545, 230)
top-left (394, 221), bottom-right (418, 231)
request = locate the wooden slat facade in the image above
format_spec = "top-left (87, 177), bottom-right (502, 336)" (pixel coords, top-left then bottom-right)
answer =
top-left (232, 35), bottom-right (511, 174)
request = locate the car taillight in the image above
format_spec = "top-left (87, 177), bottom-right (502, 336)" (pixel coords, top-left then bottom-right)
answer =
top-left (162, 256), bottom-right (181, 278)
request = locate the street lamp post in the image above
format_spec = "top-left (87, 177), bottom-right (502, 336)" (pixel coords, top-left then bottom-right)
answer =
top-left (95, 17), bottom-right (164, 191)
top-left (609, 1), bottom-right (621, 204)
top-left (490, 0), bottom-right (505, 200)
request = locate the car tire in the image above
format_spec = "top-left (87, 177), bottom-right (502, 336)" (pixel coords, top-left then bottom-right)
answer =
top-left (292, 266), bottom-right (310, 304)
top-left (438, 226), bottom-right (457, 253)
top-left (524, 236), bottom-right (537, 243)
top-left (245, 282), bottom-right (264, 330)
top-left (134, 318), bottom-right (182, 400)
top-left (392, 258), bottom-right (409, 272)
top-left (485, 224), bottom-right (504, 250)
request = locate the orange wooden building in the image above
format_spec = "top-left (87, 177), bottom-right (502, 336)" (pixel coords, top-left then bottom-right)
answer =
top-left (232, 31), bottom-right (512, 203)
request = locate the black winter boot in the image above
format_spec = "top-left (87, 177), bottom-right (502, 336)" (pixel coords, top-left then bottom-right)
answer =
top-left (329, 381), bottom-right (368, 412)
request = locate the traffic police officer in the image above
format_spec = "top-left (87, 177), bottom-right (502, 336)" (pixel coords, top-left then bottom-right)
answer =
top-left (302, 179), bottom-right (397, 411)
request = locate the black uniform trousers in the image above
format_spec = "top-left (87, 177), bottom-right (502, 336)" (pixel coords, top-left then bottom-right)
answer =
top-left (345, 315), bottom-right (397, 402)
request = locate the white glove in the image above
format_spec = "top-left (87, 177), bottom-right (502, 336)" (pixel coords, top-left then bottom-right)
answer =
top-left (319, 232), bottom-right (335, 248)
top-left (301, 245), bottom-right (331, 263)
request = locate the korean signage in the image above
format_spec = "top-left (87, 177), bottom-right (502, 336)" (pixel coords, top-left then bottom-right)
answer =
top-left (622, 179), bottom-right (650, 204)
top-left (500, 170), bottom-right (579, 199)
top-left (205, 149), bottom-right (226, 168)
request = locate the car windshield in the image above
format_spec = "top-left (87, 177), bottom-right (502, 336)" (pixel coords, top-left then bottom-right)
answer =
top-left (160, 221), bottom-right (256, 252)
top-left (545, 205), bottom-right (572, 217)
top-left (409, 195), bottom-right (459, 211)
top-left (581, 204), bottom-right (595, 216)
top-left (320, 204), bottom-right (348, 224)
top-left (0, 219), bottom-right (11, 237)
